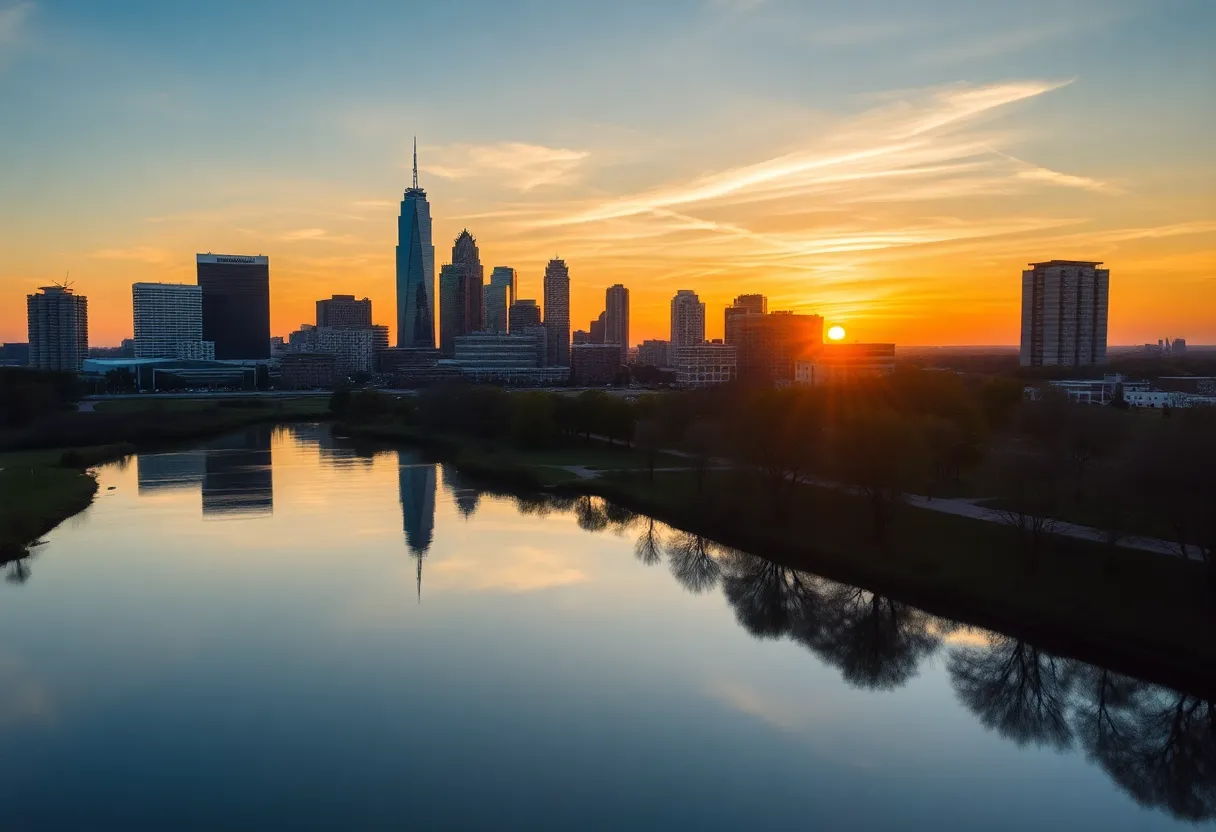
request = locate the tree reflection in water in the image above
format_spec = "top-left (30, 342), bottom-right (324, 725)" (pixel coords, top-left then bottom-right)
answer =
top-left (949, 636), bottom-right (1075, 750)
top-left (519, 494), bottom-right (1214, 822)
top-left (4, 551), bottom-right (35, 584)
top-left (666, 533), bottom-right (722, 593)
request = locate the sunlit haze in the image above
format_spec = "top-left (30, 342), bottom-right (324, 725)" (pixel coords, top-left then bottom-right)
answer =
top-left (1, 0), bottom-right (1213, 347)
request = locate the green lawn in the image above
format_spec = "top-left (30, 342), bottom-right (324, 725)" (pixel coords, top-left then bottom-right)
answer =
top-left (0, 451), bottom-right (103, 558)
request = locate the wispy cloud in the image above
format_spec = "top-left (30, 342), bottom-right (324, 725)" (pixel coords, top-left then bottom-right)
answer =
top-left (548, 80), bottom-right (1071, 227)
top-left (279, 228), bottom-right (357, 244)
top-left (426, 142), bottom-right (590, 191)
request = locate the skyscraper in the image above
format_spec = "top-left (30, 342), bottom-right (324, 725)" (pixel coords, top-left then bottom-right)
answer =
top-left (132, 283), bottom-right (213, 360)
top-left (725, 293), bottom-right (767, 346)
top-left (27, 285), bottom-right (88, 371)
top-left (396, 138), bottom-right (436, 348)
top-left (316, 294), bottom-right (372, 329)
top-left (604, 284), bottom-right (629, 365)
top-left (484, 267), bottom-right (516, 333)
top-left (543, 259), bottom-right (571, 366)
top-left (1020, 260), bottom-right (1110, 367)
top-left (438, 230), bottom-right (485, 356)
top-left (196, 253), bottom-right (270, 359)
top-left (670, 289), bottom-right (705, 348)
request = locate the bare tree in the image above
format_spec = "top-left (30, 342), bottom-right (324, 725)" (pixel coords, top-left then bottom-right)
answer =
top-left (682, 418), bottom-right (721, 497)
top-left (813, 584), bottom-right (941, 690)
top-left (992, 449), bottom-right (1063, 568)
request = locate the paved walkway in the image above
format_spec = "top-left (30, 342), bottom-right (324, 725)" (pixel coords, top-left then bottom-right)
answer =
top-left (578, 435), bottom-right (1192, 560)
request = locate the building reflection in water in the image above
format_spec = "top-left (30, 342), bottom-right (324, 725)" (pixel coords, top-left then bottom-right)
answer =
top-left (282, 423), bottom-right (375, 469)
top-left (201, 425), bottom-right (274, 518)
top-left (136, 451), bottom-right (205, 495)
top-left (441, 465), bottom-right (480, 519)
top-left (398, 450), bottom-right (436, 600)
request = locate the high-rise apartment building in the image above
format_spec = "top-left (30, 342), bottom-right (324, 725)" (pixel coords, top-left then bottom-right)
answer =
top-left (725, 293), bottom-right (767, 345)
top-left (589, 311), bottom-right (606, 344)
top-left (670, 289), bottom-right (706, 348)
top-left (605, 284), bottom-right (629, 365)
top-left (484, 267), bottom-right (517, 333)
top-left (508, 299), bottom-right (542, 331)
top-left (287, 325), bottom-right (376, 376)
top-left (1020, 260), bottom-right (1110, 367)
top-left (316, 294), bottom-right (372, 330)
top-left (196, 253), bottom-right (270, 359)
top-left (397, 140), bottom-right (436, 348)
top-left (27, 285), bottom-right (88, 371)
top-left (132, 283), bottom-right (213, 360)
top-left (543, 259), bottom-right (571, 367)
top-left (437, 231), bottom-right (485, 356)
top-left (637, 339), bottom-right (670, 368)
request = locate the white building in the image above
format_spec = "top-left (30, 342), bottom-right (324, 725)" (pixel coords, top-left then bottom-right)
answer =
top-left (1020, 260), bottom-right (1109, 367)
top-left (670, 290), bottom-right (706, 348)
top-left (132, 283), bottom-right (214, 360)
top-left (288, 325), bottom-right (375, 376)
top-left (674, 344), bottom-right (735, 388)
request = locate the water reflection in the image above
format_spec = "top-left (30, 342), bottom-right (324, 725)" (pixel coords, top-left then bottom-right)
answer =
top-left (438, 487), bottom-right (1214, 823)
top-left (399, 450), bottom-right (436, 600)
top-left (7, 431), bottom-right (1212, 826)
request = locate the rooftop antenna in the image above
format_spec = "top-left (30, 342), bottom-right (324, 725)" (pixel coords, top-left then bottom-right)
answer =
top-left (412, 136), bottom-right (419, 189)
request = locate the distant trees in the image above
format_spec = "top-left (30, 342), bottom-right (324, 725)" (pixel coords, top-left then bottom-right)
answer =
top-left (1, 368), bottom-right (80, 429)
top-left (633, 419), bottom-right (663, 481)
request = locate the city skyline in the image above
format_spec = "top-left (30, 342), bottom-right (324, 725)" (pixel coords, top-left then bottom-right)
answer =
top-left (1, 1), bottom-right (1213, 348)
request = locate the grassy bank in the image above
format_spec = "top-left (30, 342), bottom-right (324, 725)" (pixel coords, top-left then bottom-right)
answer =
top-left (0, 444), bottom-right (135, 560)
top-left (339, 420), bottom-right (1215, 694)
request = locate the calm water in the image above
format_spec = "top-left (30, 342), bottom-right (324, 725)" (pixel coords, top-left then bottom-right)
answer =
top-left (1, 424), bottom-right (1210, 830)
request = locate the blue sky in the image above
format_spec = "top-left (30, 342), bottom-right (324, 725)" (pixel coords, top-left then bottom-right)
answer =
top-left (2, 0), bottom-right (1213, 345)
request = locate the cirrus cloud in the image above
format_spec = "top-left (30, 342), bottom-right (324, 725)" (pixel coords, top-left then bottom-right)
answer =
top-left (425, 142), bottom-right (590, 191)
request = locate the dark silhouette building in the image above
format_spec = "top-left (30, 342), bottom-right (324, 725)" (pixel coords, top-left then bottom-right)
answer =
top-left (732, 311), bottom-right (823, 384)
top-left (605, 284), bottom-right (629, 365)
top-left (509, 299), bottom-right (541, 331)
top-left (397, 139), bottom-right (436, 348)
top-left (571, 343), bottom-right (621, 386)
top-left (438, 230), bottom-right (484, 356)
top-left (316, 295), bottom-right (372, 330)
top-left (196, 254), bottom-right (270, 359)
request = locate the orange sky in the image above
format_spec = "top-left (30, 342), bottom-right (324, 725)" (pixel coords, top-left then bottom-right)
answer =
top-left (2, 5), bottom-right (1213, 348)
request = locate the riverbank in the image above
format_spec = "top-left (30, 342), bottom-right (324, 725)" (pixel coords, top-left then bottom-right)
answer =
top-left (336, 420), bottom-right (1215, 695)
top-left (0, 445), bottom-right (134, 560)
top-left (0, 396), bottom-right (332, 556)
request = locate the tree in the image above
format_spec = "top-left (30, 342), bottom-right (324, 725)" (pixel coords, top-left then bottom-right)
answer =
top-left (1061, 404), bottom-right (1124, 504)
top-left (832, 409), bottom-right (927, 543)
top-left (991, 448), bottom-right (1064, 567)
top-left (634, 517), bottom-right (664, 566)
top-left (633, 419), bottom-right (663, 481)
top-left (682, 418), bottom-right (721, 496)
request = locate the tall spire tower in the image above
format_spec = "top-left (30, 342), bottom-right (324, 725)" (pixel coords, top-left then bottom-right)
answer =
top-left (396, 138), bottom-right (435, 348)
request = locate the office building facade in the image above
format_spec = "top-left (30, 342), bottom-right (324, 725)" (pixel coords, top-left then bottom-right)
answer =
top-left (396, 144), bottom-right (436, 348)
top-left (132, 282), bottom-right (213, 360)
top-left (196, 253), bottom-right (270, 360)
top-left (724, 293), bottom-right (768, 346)
top-left (795, 343), bottom-right (896, 385)
top-left (287, 325), bottom-right (375, 376)
top-left (674, 344), bottom-right (736, 388)
top-left (732, 311), bottom-right (824, 384)
top-left (1020, 260), bottom-right (1109, 367)
top-left (571, 343), bottom-right (621, 386)
top-left (670, 289), bottom-right (706, 348)
top-left (637, 339), bottom-right (670, 368)
top-left (543, 259), bottom-right (571, 366)
top-left (317, 294), bottom-right (372, 330)
top-left (27, 286), bottom-right (89, 372)
top-left (484, 267), bottom-right (517, 333)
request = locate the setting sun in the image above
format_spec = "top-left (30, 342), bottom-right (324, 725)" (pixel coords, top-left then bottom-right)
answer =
top-left (828, 325), bottom-right (846, 342)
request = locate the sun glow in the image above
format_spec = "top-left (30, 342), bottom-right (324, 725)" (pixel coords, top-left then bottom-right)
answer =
top-left (828, 325), bottom-right (846, 341)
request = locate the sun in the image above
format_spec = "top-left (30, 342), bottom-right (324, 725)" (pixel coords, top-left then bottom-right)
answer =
top-left (827, 325), bottom-right (846, 341)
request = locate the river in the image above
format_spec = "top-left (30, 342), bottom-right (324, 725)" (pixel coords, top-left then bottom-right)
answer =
top-left (0, 424), bottom-right (1210, 830)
